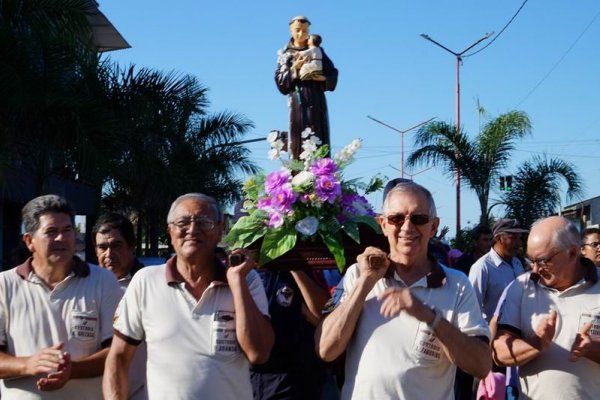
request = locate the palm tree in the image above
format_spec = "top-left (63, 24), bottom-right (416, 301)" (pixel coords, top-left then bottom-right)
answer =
top-left (101, 64), bottom-right (258, 255)
top-left (499, 156), bottom-right (583, 229)
top-left (406, 110), bottom-right (532, 225)
top-left (0, 0), bottom-right (107, 191)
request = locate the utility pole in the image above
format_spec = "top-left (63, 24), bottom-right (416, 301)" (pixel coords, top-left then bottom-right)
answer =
top-left (420, 31), bottom-right (493, 234)
top-left (368, 116), bottom-right (435, 179)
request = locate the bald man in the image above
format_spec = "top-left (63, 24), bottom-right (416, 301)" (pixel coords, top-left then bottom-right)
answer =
top-left (492, 216), bottom-right (600, 400)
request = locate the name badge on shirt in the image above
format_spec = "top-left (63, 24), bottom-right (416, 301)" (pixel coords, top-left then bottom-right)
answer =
top-left (579, 312), bottom-right (600, 339)
top-left (212, 311), bottom-right (238, 355)
top-left (414, 323), bottom-right (443, 361)
top-left (70, 311), bottom-right (98, 340)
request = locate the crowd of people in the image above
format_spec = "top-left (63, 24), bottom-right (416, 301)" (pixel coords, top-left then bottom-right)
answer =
top-left (0, 182), bottom-right (599, 400)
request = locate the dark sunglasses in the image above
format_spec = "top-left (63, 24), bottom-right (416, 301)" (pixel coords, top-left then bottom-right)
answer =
top-left (386, 213), bottom-right (431, 226)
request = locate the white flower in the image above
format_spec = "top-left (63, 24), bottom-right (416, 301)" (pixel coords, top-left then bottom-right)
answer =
top-left (301, 127), bottom-right (314, 139)
top-left (310, 135), bottom-right (322, 145)
top-left (272, 139), bottom-right (285, 151)
top-left (291, 171), bottom-right (315, 190)
top-left (350, 138), bottom-right (362, 151)
top-left (267, 130), bottom-right (279, 143)
top-left (268, 149), bottom-right (280, 160)
top-left (295, 216), bottom-right (319, 236)
top-left (302, 139), bottom-right (318, 153)
top-left (299, 150), bottom-right (311, 160)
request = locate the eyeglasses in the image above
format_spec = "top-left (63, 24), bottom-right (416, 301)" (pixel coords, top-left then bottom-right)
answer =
top-left (169, 216), bottom-right (216, 231)
top-left (525, 249), bottom-right (564, 269)
top-left (583, 242), bottom-right (600, 249)
top-left (385, 213), bottom-right (431, 226)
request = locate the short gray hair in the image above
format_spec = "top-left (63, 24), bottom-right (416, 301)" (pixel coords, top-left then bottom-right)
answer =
top-left (167, 193), bottom-right (223, 223)
top-left (382, 181), bottom-right (437, 218)
top-left (22, 195), bottom-right (75, 235)
top-left (532, 217), bottom-right (580, 251)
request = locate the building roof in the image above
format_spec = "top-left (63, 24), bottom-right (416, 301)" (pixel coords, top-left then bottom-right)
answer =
top-left (87, 2), bottom-right (130, 52)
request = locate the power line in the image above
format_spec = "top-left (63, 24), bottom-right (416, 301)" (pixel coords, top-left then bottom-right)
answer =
top-left (515, 7), bottom-right (600, 107)
top-left (463, 0), bottom-right (530, 58)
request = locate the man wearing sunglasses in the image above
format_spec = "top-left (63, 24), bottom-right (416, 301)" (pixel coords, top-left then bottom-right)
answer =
top-left (104, 193), bottom-right (274, 399)
top-left (316, 181), bottom-right (491, 400)
top-left (581, 227), bottom-right (600, 267)
top-left (493, 216), bottom-right (600, 399)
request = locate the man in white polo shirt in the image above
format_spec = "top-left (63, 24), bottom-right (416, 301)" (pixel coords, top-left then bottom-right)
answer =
top-left (103, 193), bottom-right (274, 400)
top-left (0, 194), bottom-right (122, 399)
top-left (493, 216), bottom-right (600, 400)
top-left (316, 181), bottom-right (491, 400)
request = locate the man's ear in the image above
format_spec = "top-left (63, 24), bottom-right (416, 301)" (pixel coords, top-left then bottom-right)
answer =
top-left (429, 217), bottom-right (441, 239)
top-left (377, 215), bottom-right (388, 235)
top-left (23, 234), bottom-right (34, 252)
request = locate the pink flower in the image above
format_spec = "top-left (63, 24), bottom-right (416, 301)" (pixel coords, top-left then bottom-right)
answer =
top-left (268, 212), bottom-right (284, 228)
top-left (271, 184), bottom-right (297, 213)
top-left (315, 175), bottom-right (341, 204)
top-left (265, 170), bottom-right (291, 194)
top-left (310, 158), bottom-right (338, 176)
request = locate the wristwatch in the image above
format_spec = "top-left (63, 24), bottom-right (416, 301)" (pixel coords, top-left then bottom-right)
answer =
top-left (427, 306), bottom-right (443, 330)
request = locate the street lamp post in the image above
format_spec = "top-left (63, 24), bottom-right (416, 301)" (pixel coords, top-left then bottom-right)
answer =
top-left (420, 32), bottom-right (493, 234)
top-left (367, 116), bottom-right (436, 179)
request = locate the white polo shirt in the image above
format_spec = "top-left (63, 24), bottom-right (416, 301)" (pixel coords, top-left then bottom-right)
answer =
top-left (496, 259), bottom-right (600, 400)
top-left (469, 248), bottom-right (524, 321)
top-left (113, 257), bottom-right (269, 400)
top-left (338, 260), bottom-right (489, 400)
top-left (0, 257), bottom-right (122, 400)
top-left (118, 272), bottom-right (147, 400)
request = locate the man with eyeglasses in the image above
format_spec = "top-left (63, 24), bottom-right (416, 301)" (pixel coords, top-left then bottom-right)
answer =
top-left (492, 216), bottom-right (600, 399)
top-left (93, 213), bottom-right (147, 399)
top-left (103, 193), bottom-right (274, 399)
top-left (316, 181), bottom-right (491, 400)
top-left (582, 227), bottom-right (600, 267)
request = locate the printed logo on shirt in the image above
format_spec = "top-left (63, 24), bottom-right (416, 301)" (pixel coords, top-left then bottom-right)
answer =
top-left (413, 323), bottom-right (442, 361)
top-left (276, 285), bottom-right (294, 307)
top-left (212, 311), bottom-right (238, 355)
top-left (70, 311), bottom-right (98, 341)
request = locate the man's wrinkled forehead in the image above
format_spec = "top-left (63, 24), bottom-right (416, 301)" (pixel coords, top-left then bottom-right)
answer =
top-left (173, 199), bottom-right (217, 219)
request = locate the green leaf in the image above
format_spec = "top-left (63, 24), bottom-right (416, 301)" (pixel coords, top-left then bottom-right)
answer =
top-left (320, 232), bottom-right (346, 272)
top-left (354, 215), bottom-right (382, 234)
top-left (342, 221), bottom-right (360, 244)
top-left (259, 228), bottom-right (297, 266)
top-left (287, 159), bottom-right (305, 172)
top-left (313, 144), bottom-right (330, 159)
top-left (223, 215), bottom-right (266, 248)
top-left (321, 217), bottom-right (342, 235)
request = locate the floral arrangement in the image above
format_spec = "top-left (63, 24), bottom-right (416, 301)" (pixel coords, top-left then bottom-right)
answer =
top-left (224, 128), bottom-right (384, 271)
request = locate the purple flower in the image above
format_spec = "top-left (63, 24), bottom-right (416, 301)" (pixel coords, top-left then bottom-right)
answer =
top-left (310, 158), bottom-right (338, 176)
top-left (341, 193), bottom-right (376, 217)
top-left (265, 170), bottom-right (291, 194)
top-left (256, 197), bottom-right (272, 212)
top-left (315, 175), bottom-right (342, 204)
top-left (267, 212), bottom-right (284, 228)
top-left (271, 184), bottom-right (297, 213)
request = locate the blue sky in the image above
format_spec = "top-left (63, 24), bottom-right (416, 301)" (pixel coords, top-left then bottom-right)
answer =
top-left (101, 1), bottom-right (600, 237)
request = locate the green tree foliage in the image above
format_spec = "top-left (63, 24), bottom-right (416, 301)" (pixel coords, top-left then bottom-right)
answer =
top-left (406, 110), bottom-right (532, 225)
top-left (0, 0), bottom-right (107, 191)
top-left (101, 64), bottom-right (258, 255)
top-left (500, 156), bottom-right (583, 229)
top-left (1, 2), bottom-right (260, 257)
